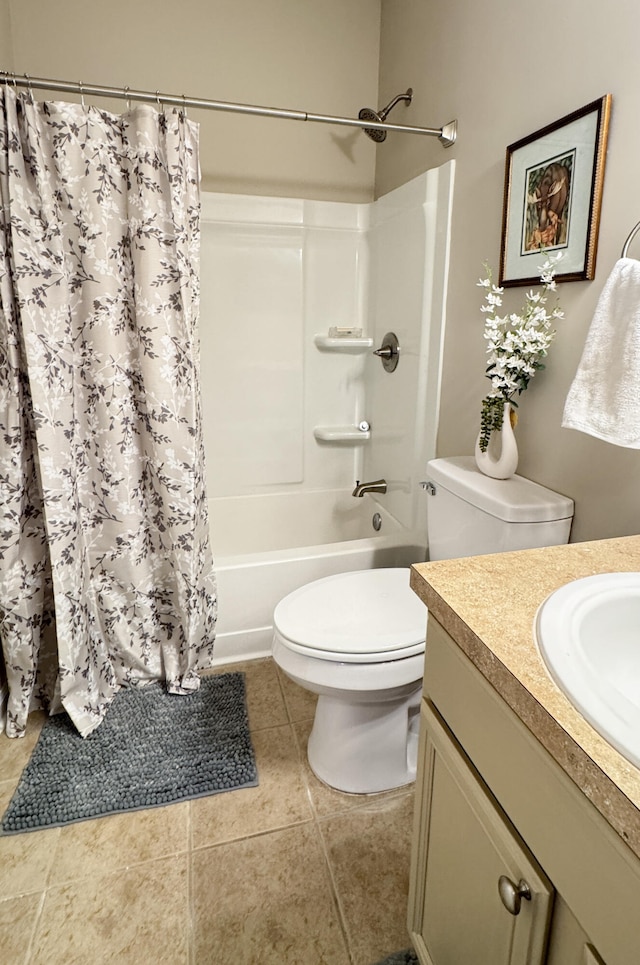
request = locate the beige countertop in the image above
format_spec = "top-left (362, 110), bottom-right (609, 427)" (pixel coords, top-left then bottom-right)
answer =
top-left (410, 535), bottom-right (640, 861)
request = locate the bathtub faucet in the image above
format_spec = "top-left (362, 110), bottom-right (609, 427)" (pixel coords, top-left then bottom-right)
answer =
top-left (352, 478), bottom-right (387, 497)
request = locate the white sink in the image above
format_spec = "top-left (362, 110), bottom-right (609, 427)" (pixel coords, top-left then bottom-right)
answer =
top-left (535, 572), bottom-right (640, 769)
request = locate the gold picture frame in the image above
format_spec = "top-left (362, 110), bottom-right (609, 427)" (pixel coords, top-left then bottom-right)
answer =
top-left (499, 95), bottom-right (611, 287)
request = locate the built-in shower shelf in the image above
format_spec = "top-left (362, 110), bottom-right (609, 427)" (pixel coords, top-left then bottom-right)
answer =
top-left (314, 335), bottom-right (374, 354)
top-left (313, 426), bottom-right (371, 444)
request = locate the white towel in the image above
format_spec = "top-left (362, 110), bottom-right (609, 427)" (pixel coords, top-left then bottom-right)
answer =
top-left (562, 258), bottom-right (640, 448)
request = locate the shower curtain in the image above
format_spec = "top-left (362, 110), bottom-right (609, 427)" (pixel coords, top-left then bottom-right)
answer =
top-left (0, 87), bottom-right (217, 738)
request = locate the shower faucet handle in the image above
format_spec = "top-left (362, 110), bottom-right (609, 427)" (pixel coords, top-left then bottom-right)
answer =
top-left (372, 332), bottom-right (400, 372)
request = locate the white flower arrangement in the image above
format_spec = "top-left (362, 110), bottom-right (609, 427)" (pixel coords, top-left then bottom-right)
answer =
top-left (477, 254), bottom-right (564, 452)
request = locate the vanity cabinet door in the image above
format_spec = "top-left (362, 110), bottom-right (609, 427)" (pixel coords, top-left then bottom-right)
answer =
top-left (545, 898), bottom-right (607, 965)
top-left (408, 700), bottom-right (554, 965)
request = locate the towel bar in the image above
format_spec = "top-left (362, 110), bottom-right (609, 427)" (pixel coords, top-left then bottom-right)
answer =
top-left (621, 220), bottom-right (640, 258)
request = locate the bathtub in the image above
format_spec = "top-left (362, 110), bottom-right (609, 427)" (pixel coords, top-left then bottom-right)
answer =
top-left (208, 489), bottom-right (425, 665)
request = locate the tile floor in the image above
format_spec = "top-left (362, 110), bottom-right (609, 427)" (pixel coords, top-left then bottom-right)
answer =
top-left (0, 658), bottom-right (415, 964)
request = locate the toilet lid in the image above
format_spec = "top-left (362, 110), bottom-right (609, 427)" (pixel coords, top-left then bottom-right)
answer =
top-left (273, 568), bottom-right (426, 658)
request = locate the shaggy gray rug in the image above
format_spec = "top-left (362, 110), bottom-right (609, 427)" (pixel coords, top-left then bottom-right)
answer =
top-left (1, 672), bottom-right (257, 834)
top-left (372, 951), bottom-right (418, 965)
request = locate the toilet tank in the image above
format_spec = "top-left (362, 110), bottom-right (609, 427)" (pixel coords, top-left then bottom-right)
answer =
top-left (425, 456), bottom-right (574, 561)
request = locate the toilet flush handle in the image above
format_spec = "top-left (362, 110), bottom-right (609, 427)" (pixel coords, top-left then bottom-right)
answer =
top-left (420, 481), bottom-right (436, 495)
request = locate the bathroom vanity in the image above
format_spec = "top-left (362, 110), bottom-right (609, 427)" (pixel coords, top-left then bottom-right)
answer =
top-left (408, 536), bottom-right (640, 965)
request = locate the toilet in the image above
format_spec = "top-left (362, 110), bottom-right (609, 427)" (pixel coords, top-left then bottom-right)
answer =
top-left (272, 456), bottom-right (574, 794)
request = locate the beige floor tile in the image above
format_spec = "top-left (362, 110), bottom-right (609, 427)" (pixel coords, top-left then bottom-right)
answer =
top-left (0, 787), bottom-right (60, 900)
top-left (31, 854), bottom-right (189, 965)
top-left (275, 665), bottom-right (318, 723)
top-left (0, 656), bottom-right (416, 965)
top-left (0, 892), bottom-right (43, 962)
top-left (191, 724), bottom-right (313, 847)
top-left (319, 791), bottom-right (415, 965)
top-left (0, 712), bottom-right (46, 789)
top-left (294, 719), bottom-right (414, 819)
top-left (47, 800), bottom-right (189, 886)
top-left (192, 823), bottom-right (350, 965)
top-left (207, 658), bottom-right (288, 730)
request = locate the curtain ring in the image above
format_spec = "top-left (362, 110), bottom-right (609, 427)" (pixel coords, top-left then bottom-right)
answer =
top-left (79, 80), bottom-right (85, 108)
top-left (182, 93), bottom-right (188, 119)
top-left (24, 73), bottom-right (34, 103)
top-left (124, 85), bottom-right (131, 111)
top-left (155, 89), bottom-right (163, 114)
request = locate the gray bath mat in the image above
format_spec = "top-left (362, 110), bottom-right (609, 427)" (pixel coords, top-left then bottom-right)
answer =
top-left (372, 951), bottom-right (418, 965)
top-left (1, 672), bottom-right (257, 834)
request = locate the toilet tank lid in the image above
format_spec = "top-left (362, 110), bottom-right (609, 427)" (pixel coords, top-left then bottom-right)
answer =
top-left (426, 457), bottom-right (574, 523)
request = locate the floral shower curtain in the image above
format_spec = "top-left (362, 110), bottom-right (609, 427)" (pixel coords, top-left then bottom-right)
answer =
top-left (0, 87), bottom-right (217, 738)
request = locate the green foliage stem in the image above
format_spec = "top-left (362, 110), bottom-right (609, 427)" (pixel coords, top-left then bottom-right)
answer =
top-left (479, 396), bottom-right (507, 453)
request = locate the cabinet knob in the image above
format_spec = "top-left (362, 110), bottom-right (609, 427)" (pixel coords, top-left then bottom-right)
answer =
top-left (498, 875), bottom-right (532, 915)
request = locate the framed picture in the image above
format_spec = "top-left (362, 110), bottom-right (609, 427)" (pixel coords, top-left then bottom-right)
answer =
top-left (499, 95), bottom-right (611, 287)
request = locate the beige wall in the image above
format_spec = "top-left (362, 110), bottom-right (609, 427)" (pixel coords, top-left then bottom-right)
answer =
top-left (0, 0), bottom-right (13, 69)
top-left (6, 0), bottom-right (380, 201)
top-left (377, 0), bottom-right (640, 542)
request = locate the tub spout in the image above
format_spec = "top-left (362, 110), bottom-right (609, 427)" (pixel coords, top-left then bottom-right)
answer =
top-left (352, 478), bottom-right (387, 497)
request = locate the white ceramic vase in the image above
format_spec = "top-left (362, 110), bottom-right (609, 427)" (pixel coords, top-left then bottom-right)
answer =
top-left (474, 402), bottom-right (518, 479)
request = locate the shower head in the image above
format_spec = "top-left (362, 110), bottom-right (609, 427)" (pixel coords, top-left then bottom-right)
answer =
top-left (358, 88), bottom-right (413, 142)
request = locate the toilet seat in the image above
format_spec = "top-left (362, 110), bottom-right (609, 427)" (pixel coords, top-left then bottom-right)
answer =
top-left (273, 568), bottom-right (426, 664)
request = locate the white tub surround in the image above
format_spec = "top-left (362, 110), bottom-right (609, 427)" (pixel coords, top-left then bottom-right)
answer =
top-left (198, 165), bottom-right (455, 664)
top-left (199, 193), bottom-right (371, 500)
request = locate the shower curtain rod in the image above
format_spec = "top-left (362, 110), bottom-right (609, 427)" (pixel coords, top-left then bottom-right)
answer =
top-left (0, 70), bottom-right (457, 147)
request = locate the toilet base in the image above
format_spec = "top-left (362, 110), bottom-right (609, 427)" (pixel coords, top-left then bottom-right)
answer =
top-left (307, 685), bottom-right (422, 794)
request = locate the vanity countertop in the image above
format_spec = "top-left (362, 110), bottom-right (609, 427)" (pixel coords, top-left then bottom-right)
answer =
top-left (410, 535), bottom-right (640, 861)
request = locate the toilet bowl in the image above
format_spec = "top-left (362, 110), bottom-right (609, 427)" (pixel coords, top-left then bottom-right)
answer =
top-left (272, 457), bottom-right (575, 794)
top-left (272, 567), bottom-right (426, 794)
